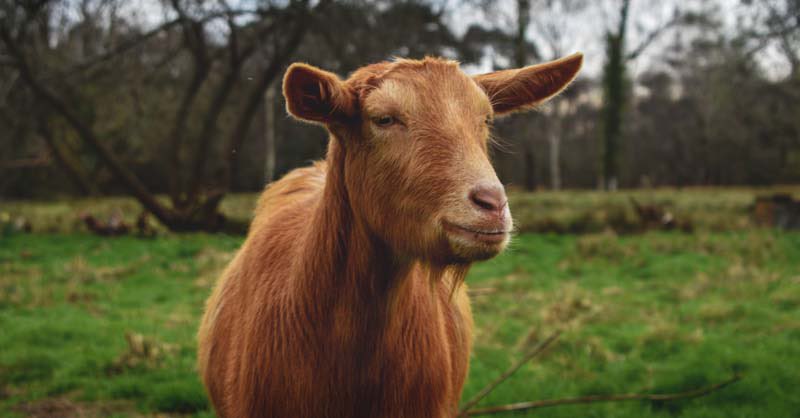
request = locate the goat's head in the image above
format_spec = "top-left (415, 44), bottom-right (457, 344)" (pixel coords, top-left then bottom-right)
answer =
top-left (283, 54), bottom-right (583, 264)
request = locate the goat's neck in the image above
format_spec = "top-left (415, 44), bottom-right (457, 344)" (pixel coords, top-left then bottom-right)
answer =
top-left (294, 138), bottom-right (421, 320)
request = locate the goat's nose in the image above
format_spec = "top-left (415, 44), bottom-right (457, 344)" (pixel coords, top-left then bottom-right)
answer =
top-left (469, 185), bottom-right (508, 213)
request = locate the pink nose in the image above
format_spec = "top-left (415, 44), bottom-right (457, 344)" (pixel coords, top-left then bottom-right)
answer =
top-left (469, 185), bottom-right (507, 214)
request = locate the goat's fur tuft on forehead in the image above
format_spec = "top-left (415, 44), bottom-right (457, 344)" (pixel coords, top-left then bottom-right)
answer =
top-left (347, 57), bottom-right (469, 98)
top-left (346, 57), bottom-right (491, 121)
top-left (346, 56), bottom-right (461, 86)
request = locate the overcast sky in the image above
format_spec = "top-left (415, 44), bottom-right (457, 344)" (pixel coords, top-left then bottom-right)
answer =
top-left (114, 0), bottom-right (791, 79)
top-left (447, 0), bottom-right (789, 78)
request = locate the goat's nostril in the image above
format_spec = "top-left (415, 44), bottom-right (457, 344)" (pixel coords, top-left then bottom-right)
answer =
top-left (469, 186), bottom-right (507, 213)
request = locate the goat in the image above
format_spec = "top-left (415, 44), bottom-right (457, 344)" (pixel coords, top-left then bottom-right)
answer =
top-left (198, 53), bottom-right (583, 418)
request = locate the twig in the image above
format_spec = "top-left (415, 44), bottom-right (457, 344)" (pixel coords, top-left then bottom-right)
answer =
top-left (626, 9), bottom-right (681, 61)
top-left (458, 331), bottom-right (562, 417)
top-left (465, 374), bottom-right (742, 416)
top-left (467, 287), bottom-right (497, 297)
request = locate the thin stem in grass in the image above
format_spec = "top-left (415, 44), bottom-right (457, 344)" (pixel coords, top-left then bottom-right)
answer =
top-left (465, 375), bottom-right (742, 416)
top-left (458, 330), bottom-right (563, 416)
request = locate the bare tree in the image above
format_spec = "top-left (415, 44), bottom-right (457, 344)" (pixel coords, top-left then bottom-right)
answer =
top-left (738, 0), bottom-right (800, 78)
top-left (530, 0), bottom-right (588, 190)
top-left (0, 0), bottom-right (325, 231)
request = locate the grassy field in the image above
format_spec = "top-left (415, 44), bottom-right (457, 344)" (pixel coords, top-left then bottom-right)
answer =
top-left (1, 192), bottom-right (800, 417)
top-left (4, 186), bottom-right (800, 234)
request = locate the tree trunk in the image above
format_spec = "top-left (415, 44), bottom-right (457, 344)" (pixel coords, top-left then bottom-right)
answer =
top-left (601, 0), bottom-right (630, 191)
top-left (264, 82), bottom-right (277, 183)
top-left (514, 0), bottom-right (531, 69)
top-left (222, 11), bottom-right (310, 192)
top-left (548, 133), bottom-right (561, 190)
top-left (548, 100), bottom-right (567, 191)
top-left (523, 144), bottom-right (537, 191)
top-left (37, 117), bottom-right (97, 196)
top-left (515, 0), bottom-right (538, 191)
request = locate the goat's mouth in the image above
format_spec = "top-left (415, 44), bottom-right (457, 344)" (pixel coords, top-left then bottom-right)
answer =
top-left (442, 221), bottom-right (510, 245)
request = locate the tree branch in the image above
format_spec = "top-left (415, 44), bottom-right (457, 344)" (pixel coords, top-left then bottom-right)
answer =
top-left (457, 331), bottom-right (562, 417)
top-left (186, 16), bottom-right (281, 203)
top-left (763, 0), bottom-right (799, 76)
top-left (221, 0), bottom-right (314, 192)
top-left (0, 27), bottom-right (174, 225)
top-left (58, 18), bottom-right (182, 77)
top-left (165, 0), bottom-right (211, 206)
top-left (464, 374), bottom-right (742, 416)
top-left (36, 112), bottom-right (97, 196)
top-left (53, 8), bottom-right (271, 80)
top-left (626, 10), bottom-right (680, 61)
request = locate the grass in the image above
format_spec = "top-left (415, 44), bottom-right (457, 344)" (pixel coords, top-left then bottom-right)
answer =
top-left (0, 233), bottom-right (239, 418)
top-left (464, 231), bottom-right (800, 417)
top-left (506, 186), bottom-right (800, 233)
top-left (1, 193), bottom-right (799, 417)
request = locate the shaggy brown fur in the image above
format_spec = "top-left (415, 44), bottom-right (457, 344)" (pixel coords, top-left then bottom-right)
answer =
top-left (198, 53), bottom-right (582, 418)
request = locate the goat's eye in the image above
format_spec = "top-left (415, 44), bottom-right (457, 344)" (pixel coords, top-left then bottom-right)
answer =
top-left (373, 116), bottom-right (395, 127)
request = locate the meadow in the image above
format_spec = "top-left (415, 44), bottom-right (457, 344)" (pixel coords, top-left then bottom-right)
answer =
top-left (1, 188), bottom-right (799, 417)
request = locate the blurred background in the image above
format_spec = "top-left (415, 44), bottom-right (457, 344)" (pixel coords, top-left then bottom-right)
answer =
top-left (1, 1), bottom-right (799, 417)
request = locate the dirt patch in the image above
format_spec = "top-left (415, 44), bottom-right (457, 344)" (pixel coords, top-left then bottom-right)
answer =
top-left (14, 398), bottom-right (135, 418)
top-left (62, 256), bottom-right (139, 285)
top-left (106, 332), bottom-right (177, 375)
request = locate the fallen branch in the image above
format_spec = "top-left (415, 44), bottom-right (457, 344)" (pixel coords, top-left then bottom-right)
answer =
top-left (467, 287), bottom-right (496, 297)
top-left (464, 374), bottom-right (742, 416)
top-left (458, 331), bottom-right (562, 416)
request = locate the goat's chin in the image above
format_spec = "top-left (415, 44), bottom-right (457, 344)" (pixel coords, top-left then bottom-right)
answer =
top-left (440, 228), bottom-right (509, 263)
top-left (438, 218), bottom-right (511, 263)
top-left (446, 237), bottom-right (508, 263)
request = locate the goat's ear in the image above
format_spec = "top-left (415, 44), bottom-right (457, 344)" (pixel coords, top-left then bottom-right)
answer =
top-left (474, 53), bottom-right (583, 116)
top-left (283, 63), bottom-right (357, 124)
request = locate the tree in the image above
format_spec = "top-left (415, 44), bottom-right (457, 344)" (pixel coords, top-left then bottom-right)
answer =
top-left (531, 0), bottom-right (588, 190)
top-left (1, 0), bottom-right (322, 231)
top-left (600, 0), bottom-right (630, 191)
top-left (463, 0), bottom-right (542, 190)
top-left (600, 0), bottom-right (679, 190)
top-left (464, 0), bottom-right (590, 191)
top-left (737, 0), bottom-right (800, 78)
top-left (263, 82), bottom-right (278, 183)
top-left (515, 0), bottom-right (540, 190)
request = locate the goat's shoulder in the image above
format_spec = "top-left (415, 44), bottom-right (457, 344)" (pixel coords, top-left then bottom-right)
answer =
top-left (254, 161), bottom-right (326, 219)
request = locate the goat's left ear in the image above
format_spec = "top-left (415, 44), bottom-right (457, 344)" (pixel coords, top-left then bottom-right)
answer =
top-left (283, 63), bottom-right (357, 125)
top-left (474, 53), bottom-right (583, 116)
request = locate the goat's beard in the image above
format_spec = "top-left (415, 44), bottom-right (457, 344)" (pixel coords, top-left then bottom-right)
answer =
top-left (445, 238), bottom-right (507, 263)
top-left (420, 230), bottom-right (507, 266)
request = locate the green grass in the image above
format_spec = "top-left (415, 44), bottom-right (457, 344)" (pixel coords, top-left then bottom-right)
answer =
top-left (1, 197), bottom-right (799, 417)
top-left (0, 233), bottom-right (240, 417)
top-left (464, 231), bottom-right (800, 417)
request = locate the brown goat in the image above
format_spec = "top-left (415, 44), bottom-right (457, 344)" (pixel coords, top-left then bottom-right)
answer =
top-left (198, 53), bottom-right (583, 418)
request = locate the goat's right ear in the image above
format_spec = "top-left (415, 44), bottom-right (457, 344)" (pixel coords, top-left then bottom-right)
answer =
top-left (283, 63), bottom-right (357, 124)
top-left (474, 53), bottom-right (583, 116)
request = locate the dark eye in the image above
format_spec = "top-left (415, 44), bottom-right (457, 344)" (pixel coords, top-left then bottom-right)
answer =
top-left (484, 115), bottom-right (493, 126)
top-left (373, 115), bottom-right (395, 127)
